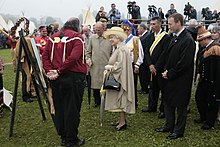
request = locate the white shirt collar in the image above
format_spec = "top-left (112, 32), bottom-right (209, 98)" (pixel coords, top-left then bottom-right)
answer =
top-left (173, 27), bottom-right (185, 37)
top-left (206, 40), bottom-right (214, 48)
top-left (154, 29), bottom-right (162, 36)
top-left (142, 30), bottom-right (148, 36)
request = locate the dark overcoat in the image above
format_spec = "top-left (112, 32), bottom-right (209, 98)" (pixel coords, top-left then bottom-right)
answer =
top-left (161, 29), bottom-right (196, 108)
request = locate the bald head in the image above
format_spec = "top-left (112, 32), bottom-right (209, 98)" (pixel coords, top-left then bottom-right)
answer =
top-left (82, 25), bottom-right (90, 36)
top-left (95, 22), bottom-right (104, 36)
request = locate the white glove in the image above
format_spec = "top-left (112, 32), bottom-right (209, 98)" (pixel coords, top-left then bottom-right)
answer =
top-left (105, 65), bottom-right (113, 70)
top-left (86, 59), bottom-right (92, 67)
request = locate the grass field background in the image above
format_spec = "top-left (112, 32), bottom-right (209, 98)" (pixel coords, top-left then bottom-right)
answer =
top-left (0, 48), bottom-right (219, 147)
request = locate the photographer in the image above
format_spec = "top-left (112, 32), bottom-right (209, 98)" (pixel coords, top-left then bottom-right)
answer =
top-left (107, 3), bottom-right (121, 24)
top-left (184, 3), bottom-right (197, 20)
top-left (202, 7), bottom-right (213, 28)
top-left (165, 3), bottom-right (177, 18)
top-left (189, 6), bottom-right (197, 19)
top-left (95, 6), bottom-right (107, 22)
top-left (212, 10), bottom-right (219, 21)
top-left (148, 5), bottom-right (158, 19)
top-left (127, 1), bottom-right (141, 24)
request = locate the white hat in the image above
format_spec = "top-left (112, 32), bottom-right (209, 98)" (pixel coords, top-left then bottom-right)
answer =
top-left (103, 27), bottom-right (127, 40)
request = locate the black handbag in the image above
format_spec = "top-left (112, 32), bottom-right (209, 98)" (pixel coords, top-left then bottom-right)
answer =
top-left (103, 72), bottom-right (121, 91)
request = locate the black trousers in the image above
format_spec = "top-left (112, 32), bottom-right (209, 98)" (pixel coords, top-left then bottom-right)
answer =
top-left (195, 80), bottom-right (219, 126)
top-left (132, 64), bottom-right (138, 108)
top-left (93, 89), bottom-right (101, 105)
top-left (51, 72), bottom-right (85, 143)
top-left (139, 64), bottom-right (150, 92)
top-left (148, 74), bottom-right (164, 112)
top-left (164, 102), bottom-right (188, 135)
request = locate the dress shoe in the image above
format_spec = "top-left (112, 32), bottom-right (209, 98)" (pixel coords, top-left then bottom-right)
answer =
top-left (187, 108), bottom-right (191, 113)
top-left (139, 90), bottom-right (148, 94)
top-left (142, 108), bottom-right (156, 113)
top-left (155, 127), bottom-right (170, 133)
top-left (23, 98), bottom-right (33, 103)
top-left (158, 112), bottom-right (165, 119)
top-left (93, 104), bottom-right (100, 108)
top-left (194, 118), bottom-right (205, 124)
top-left (66, 138), bottom-right (85, 147)
top-left (60, 139), bottom-right (66, 146)
top-left (166, 133), bottom-right (183, 139)
top-left (141, 107), bottom-right (148, 112)
top-left (111, 120), bottom-right (126, 126)
top-left (201, 124), bottom-right (213, 130)
top-left (115, 124), bottom-right (127, 131)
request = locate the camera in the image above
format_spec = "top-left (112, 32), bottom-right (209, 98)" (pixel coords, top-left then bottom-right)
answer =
top-left (148, 5), bottom-right (156, 13)
top-left (148, 5), bottom-right (158, 19)
top-left (183, 2), bottom-right (192, 16)
top-left (201, 7), bottom-right (212, 20)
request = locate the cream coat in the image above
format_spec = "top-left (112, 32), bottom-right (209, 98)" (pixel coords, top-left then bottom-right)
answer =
top-left (86, 34), bottom-right (112, 89)
top-left (105, 42), bottom-right (135, 114)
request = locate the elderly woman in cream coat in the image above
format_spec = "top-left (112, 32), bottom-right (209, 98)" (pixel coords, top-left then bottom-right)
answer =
top-left (103, 27), bottom-right (135, 131)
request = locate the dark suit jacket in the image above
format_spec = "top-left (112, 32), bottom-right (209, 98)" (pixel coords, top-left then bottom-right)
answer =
top-left (160, 29), bottom-right (196, 107)
top-left (145, 32), bottom-right (171, 67)
top-left (140, 31), bottom-right (150, 64)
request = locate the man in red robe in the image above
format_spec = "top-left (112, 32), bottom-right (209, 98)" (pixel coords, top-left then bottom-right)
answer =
top-left (35, 26), bottom-right (49, 55)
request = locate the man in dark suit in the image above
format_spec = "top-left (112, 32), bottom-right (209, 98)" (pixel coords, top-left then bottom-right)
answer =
top-left (137, 24), bottom-right (150, 95)
top-left (155, 13), bottom-right (196, 139)
top-left (143, 17), bottom-right (171, 119)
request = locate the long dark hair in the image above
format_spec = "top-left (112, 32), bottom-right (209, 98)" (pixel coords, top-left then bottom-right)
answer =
top-left (63, 18), bottom-right (80, 32)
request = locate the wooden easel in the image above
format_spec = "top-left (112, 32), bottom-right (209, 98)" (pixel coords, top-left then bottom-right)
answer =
top-left (9, 29), bottom-right (52, 137)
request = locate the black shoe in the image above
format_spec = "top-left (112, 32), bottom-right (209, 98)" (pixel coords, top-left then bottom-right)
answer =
top-left (141, 107), bottom-right (148, 112)
top-left (201, 124), bottom-right (213, 130)
top-left (158, 112), bottom-right (165, 119)
top-left (111, 120), bottom-right (126, 126)
top-left (66, 138), bottom-right (85, 147)
top-left (23, 98), bottom-right (33, 103)
top-left (187, 108), bottom-right (191, 113)
top-left (155, 127), bottom-right (170, 133)
top-left (94, 104), bottom-right (100, 108)
top-left (61, 139), bottom-right (66, 146)
top-left (194, 118), bottom-right (205, 124)
top-left (166, 133), bottom-right (183, 139)
top-left (115, 124), bottom-right (127, 131)
top-left (139, 90), bottom-right (147, 94)
top-left (74, 138), bottom-right (85, 146)
top-left (146, 109), bottom-right (157, 113)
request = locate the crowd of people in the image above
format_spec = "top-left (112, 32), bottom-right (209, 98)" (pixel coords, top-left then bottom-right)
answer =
top-left (0, 2), bottom-right (220, 147)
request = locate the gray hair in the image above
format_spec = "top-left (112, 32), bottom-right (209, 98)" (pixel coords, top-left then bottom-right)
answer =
top-left (188, 19), bottom-right (198, 27)
top-left (211, 25), bottom-right (220, 34)
top-left (115, 35), bottom-right (124, 42)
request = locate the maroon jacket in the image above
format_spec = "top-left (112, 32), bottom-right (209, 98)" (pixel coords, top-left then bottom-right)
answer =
top-left (42, 28), bottom-right (87, 74)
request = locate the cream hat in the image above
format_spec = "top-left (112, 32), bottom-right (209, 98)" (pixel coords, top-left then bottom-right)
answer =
top-left (103, 27), bottom-right (127, 40)
top-left (197, 25), bottom-right (212, 41)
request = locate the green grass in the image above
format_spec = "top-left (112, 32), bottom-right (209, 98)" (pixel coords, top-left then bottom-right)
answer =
top-left (0, 49), bottom-right (219, 147)
top-left (0, 48), bottom-right (13, 63)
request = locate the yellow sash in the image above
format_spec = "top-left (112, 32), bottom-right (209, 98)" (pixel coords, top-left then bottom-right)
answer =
top-left (149, 32), bottom-right (167, 56)
top-left (133, 36), bottom-right (139, 64)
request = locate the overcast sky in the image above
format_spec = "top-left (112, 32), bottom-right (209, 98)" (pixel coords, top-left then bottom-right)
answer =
top-left (0, 0), bottom-right (219, 22)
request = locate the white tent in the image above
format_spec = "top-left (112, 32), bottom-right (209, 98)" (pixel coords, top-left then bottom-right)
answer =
top-left (7, 19), bottom-right (14, 30)
top-left (82, 9), bottom-right (95, 26)
top-left (0, 15), bottom-right (9, 30)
